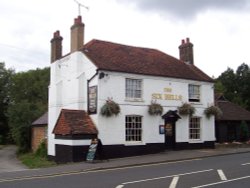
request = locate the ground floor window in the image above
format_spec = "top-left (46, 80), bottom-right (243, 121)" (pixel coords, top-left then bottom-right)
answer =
top-left (125, 115), bottom-right (142, 141)
top-left (189, 117), bottom-right (201, 140)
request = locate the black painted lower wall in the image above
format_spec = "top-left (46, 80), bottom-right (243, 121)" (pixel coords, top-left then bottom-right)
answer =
top-left (55, 144), bottom-right (89, 163)
top-left (103, 143), bottom-right (165, 159)
top-left (174, 141), bottom-right (215, 150)
top-left (53, 141), bottom-right (215, 163)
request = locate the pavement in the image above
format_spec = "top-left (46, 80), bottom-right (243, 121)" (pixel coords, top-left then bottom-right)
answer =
top-left (0, 144), bottom-right (250, 180)
top-left (0, 145), bottom-right (27, 173)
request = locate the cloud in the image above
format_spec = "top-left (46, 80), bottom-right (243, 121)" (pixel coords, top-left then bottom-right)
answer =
top-left (118, 0), bottom-right (249, 20)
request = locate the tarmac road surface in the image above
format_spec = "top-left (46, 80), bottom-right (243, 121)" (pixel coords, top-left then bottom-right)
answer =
top-left (0, 145), bottom-right (27, 173)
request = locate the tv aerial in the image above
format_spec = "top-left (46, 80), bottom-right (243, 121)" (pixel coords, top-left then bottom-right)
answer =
top-left (74, 0), bottom-right (89, 15)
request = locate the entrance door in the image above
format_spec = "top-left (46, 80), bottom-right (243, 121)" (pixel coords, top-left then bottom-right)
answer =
top-left (162, 110), bottom-right (180, 150)
top-left (165, 122), bottom-right (175, 149)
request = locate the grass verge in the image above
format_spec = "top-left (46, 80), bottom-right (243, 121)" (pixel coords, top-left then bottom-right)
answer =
top-left (18, 153), bottom-right (57, 169)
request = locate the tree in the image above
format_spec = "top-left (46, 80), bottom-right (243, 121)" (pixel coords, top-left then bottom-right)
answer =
top-left (0, 62), bottom-right (14, 143)
top-left (216, 68), bottom-right (238, 102)
top-left (214, 80), bottom-right (225, 94)
top-left (216, 63), bottom-right (250, 110)
top-left (235, 63), bottom-right (250, 110)
top-left (8, 67), bottom-right (49, 153)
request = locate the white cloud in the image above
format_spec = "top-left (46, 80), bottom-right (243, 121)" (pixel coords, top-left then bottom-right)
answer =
top-left (0, 0), bottom-right (249, 77)
top-left (117, 0), bottom-right (250, 20)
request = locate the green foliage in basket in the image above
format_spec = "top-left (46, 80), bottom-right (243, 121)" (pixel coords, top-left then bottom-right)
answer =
top-left (101, 99), bottom-right (120, 117)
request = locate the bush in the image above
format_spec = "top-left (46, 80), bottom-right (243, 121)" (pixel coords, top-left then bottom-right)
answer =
top-left (240, 121), bottom-right (249, 142)
top-left (35, 140), bottom-right (47, 158)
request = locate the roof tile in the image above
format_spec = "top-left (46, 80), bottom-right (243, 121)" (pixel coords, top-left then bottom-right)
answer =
top-left (82, 39), bottom-right (213, 82)
top-left (53, 109), bottom-right (98, 135)
top-left (32, 112), bottom-right (48, 126)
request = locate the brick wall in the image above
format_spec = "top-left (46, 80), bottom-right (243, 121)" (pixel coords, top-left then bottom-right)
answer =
top-left (31, 125), bottom-right (47, 152)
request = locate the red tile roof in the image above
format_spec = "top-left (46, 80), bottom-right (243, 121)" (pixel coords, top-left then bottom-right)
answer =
top-left (216, 100), bottom-right (250, 121)
top-left (82, 39), bottom-right (213, 82)
top-left (53, 109), bottom-right (98, 135)
top-left (32, 112), bottom-right (48, 126)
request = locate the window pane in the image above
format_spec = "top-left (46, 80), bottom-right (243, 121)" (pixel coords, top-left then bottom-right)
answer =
top-left (125, 115), bottom-right (142, 142)
top-left (189, 85), bottom-right (200, 102)
top-left (189, 117), bottom-right (201, 140)
top-left (126, 79), bottom-right (142, 99)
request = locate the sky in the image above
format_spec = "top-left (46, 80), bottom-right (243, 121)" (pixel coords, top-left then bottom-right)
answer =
top-left (0, 0), bottom-right (250, 78)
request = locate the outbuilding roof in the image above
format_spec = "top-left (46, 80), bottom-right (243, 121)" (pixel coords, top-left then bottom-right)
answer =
top-left (82, 39), bottom-right (213, 82)
top-left (216, 98), bottom-right (250, 121)
top-left (32, 112), bottom-right (48, 126)
top-left (53, 109), bottom-right (98, 135)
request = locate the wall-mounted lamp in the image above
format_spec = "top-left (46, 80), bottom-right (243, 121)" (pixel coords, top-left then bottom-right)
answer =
top-left (99, 72), bottom-right (108, 79)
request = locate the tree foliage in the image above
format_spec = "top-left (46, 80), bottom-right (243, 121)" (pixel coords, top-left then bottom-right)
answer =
top-left (240, 121), bottom-right (249, 142)
top-left (0, 62), bottom-right (14, 143)
top-left (8, 67), bottom-right (49, 153)
top-left (216, 63), bottom-right (250, 110)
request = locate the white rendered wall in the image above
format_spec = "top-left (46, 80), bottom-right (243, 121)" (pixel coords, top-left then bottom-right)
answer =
top-left (48, 52), bottom-right (97, 156)
top-left (95, 71), bottom-right (215, 146)
top-left (54, 139), bottom-right (91, 146)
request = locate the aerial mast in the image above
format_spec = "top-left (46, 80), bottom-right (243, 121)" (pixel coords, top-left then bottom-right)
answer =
top-left (74, 0), bottom-right (89, 15)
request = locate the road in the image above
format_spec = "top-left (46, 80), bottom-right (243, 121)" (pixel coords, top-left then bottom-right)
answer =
top-left (0, 152), bottom-right (250, 188)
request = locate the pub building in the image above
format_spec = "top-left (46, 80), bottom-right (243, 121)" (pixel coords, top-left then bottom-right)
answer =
top-left (48, 16), bottom-right (215, 163)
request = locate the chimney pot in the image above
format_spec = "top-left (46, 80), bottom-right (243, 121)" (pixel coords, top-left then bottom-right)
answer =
top-left (178, 37), bottom-right (194, 65)
top-left (71, 16), bottom-right (85, 52)
top-left (77, 16), bottom-right (82, 23)
top-left (54, 30), bottom-right (60, 38)
top-left (50, 30), bottom-right (63, 63)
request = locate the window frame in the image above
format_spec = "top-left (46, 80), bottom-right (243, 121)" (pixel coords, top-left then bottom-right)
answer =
top-left (125, 78), bottom-right (143, 101)
top-left (189, 117), bottom-right (201, 141)
top-left (125, 115), bottom-right (143, 143)
top-left (188, 84), bottom-right (200, 103)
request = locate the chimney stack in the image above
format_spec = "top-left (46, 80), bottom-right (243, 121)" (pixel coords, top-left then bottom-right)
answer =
top-left (50, 30), bottom-right (63, 63)
top-left (179, 37), bottom-right (194, 65)
top-left (71, 16), bottom-right (84, 53)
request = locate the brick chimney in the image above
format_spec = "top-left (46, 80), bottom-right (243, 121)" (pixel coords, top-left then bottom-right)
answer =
top-left (71, 16), bottom-right (84, 53)
top-left (179, 38), bottom-right (194, 65)
top-left (50, 30), bottom-right (63, 63)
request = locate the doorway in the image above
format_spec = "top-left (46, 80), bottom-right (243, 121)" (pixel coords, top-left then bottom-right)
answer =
top-left (165, 122), bottom-right (176, 149)
top-left (162, 110), bottom-right (181, 150)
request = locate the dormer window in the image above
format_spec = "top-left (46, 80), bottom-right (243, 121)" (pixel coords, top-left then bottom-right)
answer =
top-left (126, 78), bottom-right (142, 100)
top-left (188, 84), bottom-right (200, 102)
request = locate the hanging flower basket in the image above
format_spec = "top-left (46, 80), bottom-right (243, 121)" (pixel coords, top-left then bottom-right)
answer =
top-left (100, 99), bottom-right (120, 117)
top-left (204, 105), bottom-right (222, 118)
top-left (148, 102), bottom-right (163, 116)
top-left (178, 103), bottom-right (195, 116)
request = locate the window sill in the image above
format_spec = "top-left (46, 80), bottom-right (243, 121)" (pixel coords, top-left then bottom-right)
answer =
top-left (189, 102), bottom-right (203, 106)
top-left (124, 141), bottom-right (144, 146)
top-left (125, 98), bottom-right (144, 102)
top-left (189, 139), bottom-right (203, 143)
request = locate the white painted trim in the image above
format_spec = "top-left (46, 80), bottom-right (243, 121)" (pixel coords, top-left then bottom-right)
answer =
top-left (54, 139), bottom-right (91, 146)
